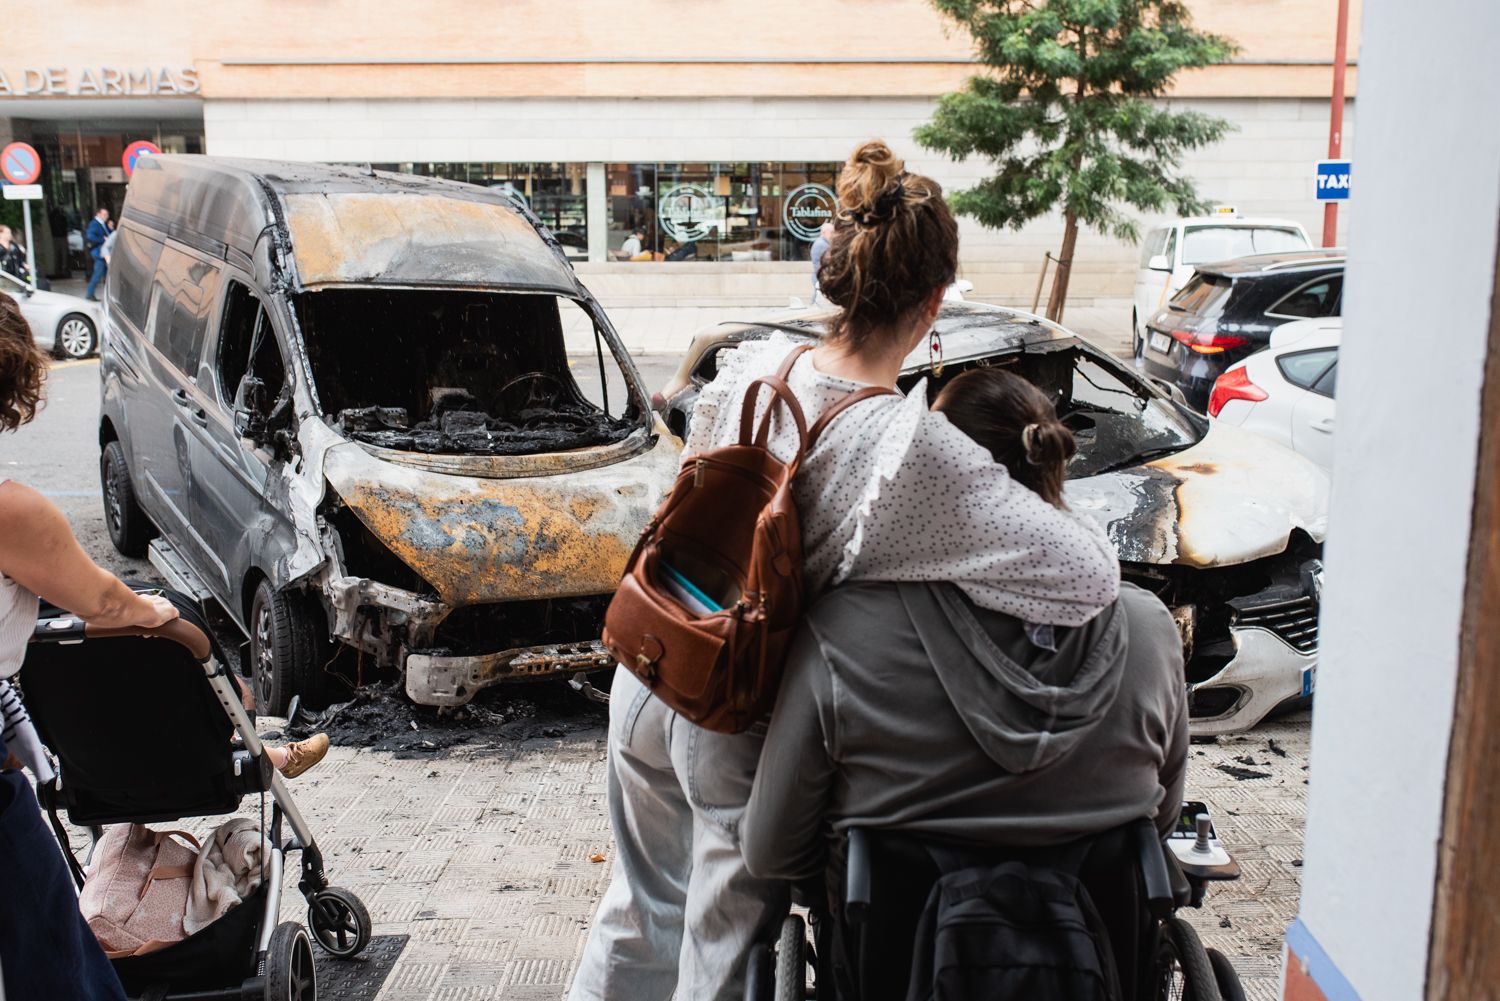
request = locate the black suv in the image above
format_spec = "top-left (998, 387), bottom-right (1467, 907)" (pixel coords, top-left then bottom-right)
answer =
top-left (1139, 249), bottom-right (1345, 410)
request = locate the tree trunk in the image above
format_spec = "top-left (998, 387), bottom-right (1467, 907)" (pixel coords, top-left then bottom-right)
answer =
top-left (1045, 211), bottom-right (1079, 324)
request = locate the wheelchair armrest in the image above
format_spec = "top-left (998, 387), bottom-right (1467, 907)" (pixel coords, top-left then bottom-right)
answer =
top-left (845, 827), bottom-right (872, 925)
top-left (1133, 820), bottom-right (1176, 921)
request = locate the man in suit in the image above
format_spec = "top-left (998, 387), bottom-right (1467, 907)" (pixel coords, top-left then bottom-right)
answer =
top-left (84, 208), bottom-right (110, 301)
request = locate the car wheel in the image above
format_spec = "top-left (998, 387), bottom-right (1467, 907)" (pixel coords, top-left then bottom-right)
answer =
top-left (100, 440), bottom-right (155, 557)
top-left (250, 580), bottom-right (333, 717)
top-left (56, 313), bottom-right (98, 359)
top-left (1132, 310), bottom-right (1145, 362)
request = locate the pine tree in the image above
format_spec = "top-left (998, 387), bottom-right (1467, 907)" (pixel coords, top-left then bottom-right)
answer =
top-left (914, 0), bottom-right (1237, 321)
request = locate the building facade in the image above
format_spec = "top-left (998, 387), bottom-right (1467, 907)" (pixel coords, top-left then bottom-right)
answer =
top-left (0, 0), bottom-right (1358, 309)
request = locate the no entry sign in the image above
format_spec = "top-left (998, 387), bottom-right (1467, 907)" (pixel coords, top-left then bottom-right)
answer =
top-left (0, 142), bottom-right (42, 185)
top-left (122, 139), bottom-right (162, 177)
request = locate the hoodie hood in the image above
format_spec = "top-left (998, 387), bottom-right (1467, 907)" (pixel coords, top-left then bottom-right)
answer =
top-left (898, 582), bottom-right (1128, 774)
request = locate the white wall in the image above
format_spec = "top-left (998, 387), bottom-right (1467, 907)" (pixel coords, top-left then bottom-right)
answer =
top-left (1295, 2), bottom-right (1500, 998)
top-left (204, 95), bottom-right (1348, 306)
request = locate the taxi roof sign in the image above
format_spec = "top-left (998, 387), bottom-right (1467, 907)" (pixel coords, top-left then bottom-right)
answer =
top-left (1211, 205), bottom-right (1239, 216)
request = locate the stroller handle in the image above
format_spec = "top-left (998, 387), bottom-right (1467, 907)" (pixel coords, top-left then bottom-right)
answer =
top-left (32, 614), bottom-right (213, 660)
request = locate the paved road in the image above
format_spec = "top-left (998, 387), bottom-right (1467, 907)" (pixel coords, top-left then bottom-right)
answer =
top-left (8, 356), bottom-right (1302, 1001)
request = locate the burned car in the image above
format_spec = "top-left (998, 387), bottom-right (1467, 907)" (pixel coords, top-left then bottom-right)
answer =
top-left (98, 157), bottom-right (678, 712)
top-left (658, 303), bottom-right (1329, 735)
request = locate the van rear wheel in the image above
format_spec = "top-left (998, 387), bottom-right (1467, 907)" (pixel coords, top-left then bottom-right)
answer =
top-left (250, 580), bottom-right (332, 717)
top-left (101, 440), bottom-right (155, 557)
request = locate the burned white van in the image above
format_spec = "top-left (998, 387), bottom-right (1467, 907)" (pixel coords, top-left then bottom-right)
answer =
top-left (99, 157), bottom-right (679, 712)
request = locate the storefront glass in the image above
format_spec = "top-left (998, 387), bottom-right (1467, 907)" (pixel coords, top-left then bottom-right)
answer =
top-left (372, 162), bottom-right (589, 260)
top-left (14, 118), bottom-right (205, 277)
top-left (606, 162), bottom-right (839, 262)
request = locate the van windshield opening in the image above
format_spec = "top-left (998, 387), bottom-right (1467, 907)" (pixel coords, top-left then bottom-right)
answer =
top-left (294, 288), bottom-right (642, 456)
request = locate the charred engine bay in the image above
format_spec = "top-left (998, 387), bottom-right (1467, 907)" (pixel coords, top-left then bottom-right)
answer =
top-left (336, 395), bottom-right (632, 455)
top-left (299, 287), bottom-right (639, 457)
top-left (284, 680), bottom-right (606, 756)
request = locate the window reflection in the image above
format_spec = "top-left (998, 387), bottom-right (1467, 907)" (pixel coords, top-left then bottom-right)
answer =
top-left (607, 162), bottom-right (839, 262)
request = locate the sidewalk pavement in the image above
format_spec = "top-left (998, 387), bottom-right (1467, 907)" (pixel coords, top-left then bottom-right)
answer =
top-left (212, 706), bottom-right (1307, 1001)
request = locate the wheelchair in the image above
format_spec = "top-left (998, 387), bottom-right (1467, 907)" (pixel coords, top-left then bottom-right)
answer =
top-left (745, 802), bottom-right (1245, 1001)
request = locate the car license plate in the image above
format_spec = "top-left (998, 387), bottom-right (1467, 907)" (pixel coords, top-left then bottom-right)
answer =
top-left (1149, 332), bottom-right (1172, 354)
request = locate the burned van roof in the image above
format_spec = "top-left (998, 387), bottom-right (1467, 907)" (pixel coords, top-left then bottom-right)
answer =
top-left (123, 155), bottom-right (578, 293)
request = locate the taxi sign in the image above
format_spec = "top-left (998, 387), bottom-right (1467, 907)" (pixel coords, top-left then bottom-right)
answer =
top-left (1211, 205), bottom-right (1239, 217)
top-left (1316, 160), bottom-right (1351, 201)
top-left (122, 140), bottom-right (162, 177)
top-left (0, 142), bottom-right (42, 185)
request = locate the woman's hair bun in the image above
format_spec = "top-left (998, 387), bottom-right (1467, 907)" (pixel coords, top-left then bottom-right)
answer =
top-left (1023, 420), bottom-right (1077, 467)
top-left (838, 140), bottom-right (906, 217)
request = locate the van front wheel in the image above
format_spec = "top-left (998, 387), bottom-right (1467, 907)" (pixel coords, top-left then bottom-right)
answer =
top-left (250, 581), bottom-right (331, 716)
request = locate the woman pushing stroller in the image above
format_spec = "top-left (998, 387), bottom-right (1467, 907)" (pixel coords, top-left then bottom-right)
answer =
top-left (568, 140), bottom-right (1121, 1001)
top-left (0, 295), bottom-right (328, 998)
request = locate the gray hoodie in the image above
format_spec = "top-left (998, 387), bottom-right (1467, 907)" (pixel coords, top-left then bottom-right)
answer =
top-left (741, 581), bottom-right (1187, 881)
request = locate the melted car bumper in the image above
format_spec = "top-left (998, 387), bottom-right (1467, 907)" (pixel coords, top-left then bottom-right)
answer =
top-left (1187, 626), bottom-right (1316, 736)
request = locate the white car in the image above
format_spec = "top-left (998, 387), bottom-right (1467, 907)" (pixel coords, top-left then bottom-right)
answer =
top-left (1132, 211), bottom-right (1311, 356)
top-left (1209, 318), bottom-right (1339, 470)
top-left (0, 268), bottom-right (102, 359)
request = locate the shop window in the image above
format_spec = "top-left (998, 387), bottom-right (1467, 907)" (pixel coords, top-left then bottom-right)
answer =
top-left (606, 162), bottom-right (840, 263)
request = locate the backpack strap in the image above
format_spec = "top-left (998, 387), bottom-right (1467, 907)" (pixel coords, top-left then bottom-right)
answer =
top-left (738, 346), bottom-right (812, 451)
top-left (807, 385), bottom-right (898, 450)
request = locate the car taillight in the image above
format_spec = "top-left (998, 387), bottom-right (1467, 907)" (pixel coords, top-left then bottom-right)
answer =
top-left (1208, 367), bottom-right (1268, 417)
top-left (1168, 328), bottom-right (1250, 355)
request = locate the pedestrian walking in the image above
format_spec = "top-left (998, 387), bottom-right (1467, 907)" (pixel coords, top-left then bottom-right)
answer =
top-left (84, 207), bottom-right (110, 301)
top-left (0, 226), bottom-right (28, 285)
top-left (809, 221), bottom-right (833, 304)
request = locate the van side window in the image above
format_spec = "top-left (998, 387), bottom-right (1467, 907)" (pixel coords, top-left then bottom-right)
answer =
top-left (217, 280), bottom-right (287, 410)
top-left (150, 246), bottom-right (221, 377)
top-left (110, 225), bottom-right (165, 328)
top-left (1138, 228), bottom-right (1168, 267)
top-left (1161, 229), bottom-right (1177, 267)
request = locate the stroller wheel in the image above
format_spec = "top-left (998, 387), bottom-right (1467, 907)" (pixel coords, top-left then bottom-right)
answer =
top-left (265, 922), bottom-right (317, 1001)
top-left (309, 886), bottom-right (372, 958)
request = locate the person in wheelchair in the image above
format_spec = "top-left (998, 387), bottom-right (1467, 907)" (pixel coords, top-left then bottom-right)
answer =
top-left (741, 368), bottom-right (1191, 1000)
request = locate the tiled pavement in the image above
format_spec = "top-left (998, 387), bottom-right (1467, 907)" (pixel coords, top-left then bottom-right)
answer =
top-left (183, 706), bottom-right (1311, 1000)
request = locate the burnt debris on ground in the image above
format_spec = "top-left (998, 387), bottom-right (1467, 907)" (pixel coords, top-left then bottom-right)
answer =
top-left (285, 680), bottom-right (606, 756)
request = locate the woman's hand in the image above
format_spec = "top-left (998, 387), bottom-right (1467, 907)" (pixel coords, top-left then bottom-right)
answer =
top-left (130, 593), bottom-right (180, 629)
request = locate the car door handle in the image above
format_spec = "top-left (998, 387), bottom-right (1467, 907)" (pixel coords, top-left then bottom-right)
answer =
top-left (188, 408), bottom-right (209, 428)
top-left (171, 388), bottom-right (192, 406)
top-left (1311, 417), bottom-right (1336, 433)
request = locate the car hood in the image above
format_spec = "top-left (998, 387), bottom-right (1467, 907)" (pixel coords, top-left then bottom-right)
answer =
top-left (1063, 422), bottom-right (1329, 567)
top-left (321, 431), bottom-right (681, 606)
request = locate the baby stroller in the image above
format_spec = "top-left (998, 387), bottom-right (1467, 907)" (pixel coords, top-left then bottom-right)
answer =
top-left (746, 804), bottom-right (1245, 1001)
top-left (19, 586), bottom-right (372, 1001)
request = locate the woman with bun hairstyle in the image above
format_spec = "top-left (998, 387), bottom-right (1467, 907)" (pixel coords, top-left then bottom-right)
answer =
top-left (568, 141), bottom-right (1119, 1001)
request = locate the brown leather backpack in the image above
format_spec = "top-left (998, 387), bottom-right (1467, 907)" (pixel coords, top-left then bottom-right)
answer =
top-left (602, 345), bottom-right (895, 733)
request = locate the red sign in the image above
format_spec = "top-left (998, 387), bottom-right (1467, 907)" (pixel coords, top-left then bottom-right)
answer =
top-left (0, 142), bottom-right (42, 185)
top-left (122, 140), bottom-right (162, 177)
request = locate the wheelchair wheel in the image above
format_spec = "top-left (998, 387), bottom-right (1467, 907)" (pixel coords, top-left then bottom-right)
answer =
top-left (774, 914), bottom-right (807, 1001)
top-left (1207, 949), bottom-right (1246, 1001)
top-left (1153, 917), bottom-right (1221, 1001)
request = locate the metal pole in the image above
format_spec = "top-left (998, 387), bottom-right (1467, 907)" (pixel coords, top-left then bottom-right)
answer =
top-left (21, 199), bottom-right (35, 293)
top-left (1323, 0), bottom-right (1351, 247)
top-left (1031, 252), bottom-right (1054, 314)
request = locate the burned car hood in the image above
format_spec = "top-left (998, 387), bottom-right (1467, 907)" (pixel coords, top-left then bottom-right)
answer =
top-left (1064, 423), bottom-right (1329, 568)
top-left (321, 433), bottom-right (680, 606)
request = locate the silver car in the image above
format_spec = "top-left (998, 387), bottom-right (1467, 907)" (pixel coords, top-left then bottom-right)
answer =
top-left (0, 268), bottom-right (101, 358)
